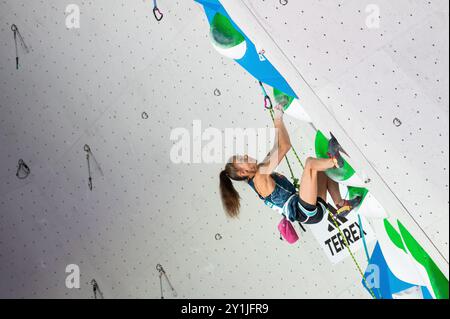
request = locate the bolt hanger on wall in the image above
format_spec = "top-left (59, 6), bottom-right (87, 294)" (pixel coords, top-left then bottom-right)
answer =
top-left (11, 24), bottom-right (29, 70)
top-left (393, 118), bottom-right (402, 127)
top-left (258, 49), bottom-right (267, 61)
top-left (156, 264), bottom-right (177, 299)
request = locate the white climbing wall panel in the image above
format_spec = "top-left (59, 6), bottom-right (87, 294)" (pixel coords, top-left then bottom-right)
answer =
top-left (231, 0), bottom-right (448, 268)
top-left (0, 0), bottom-right (447, 299)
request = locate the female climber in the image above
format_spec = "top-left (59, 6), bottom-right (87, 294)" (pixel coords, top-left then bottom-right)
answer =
top-left (219, 104), bottom-right (362, 224)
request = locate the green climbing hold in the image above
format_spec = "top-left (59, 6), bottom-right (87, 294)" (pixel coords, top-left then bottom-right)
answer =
top-left (347, 186), bottom-right (368, 207)
top-left (273, 88), bottom-right (295, 110)
top-left (315, 130), bottom-right (355, 182)
top-left (397, 221), bottom-right (449, 299)
top-left (210, 13), bottom-right (245, 49)
top-left (384, 219), bottom-right (407, 252)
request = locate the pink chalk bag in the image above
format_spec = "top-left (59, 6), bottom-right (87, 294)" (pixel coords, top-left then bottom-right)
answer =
top-left (278, 217), bottom-right (300, 244)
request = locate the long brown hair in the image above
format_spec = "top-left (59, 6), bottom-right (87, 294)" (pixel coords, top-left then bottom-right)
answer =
top-left (220, 161), bottom-right (247, 218)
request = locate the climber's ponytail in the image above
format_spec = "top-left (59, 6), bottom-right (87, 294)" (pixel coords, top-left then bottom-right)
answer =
top-left (219, 162), bottom-right (247, 218)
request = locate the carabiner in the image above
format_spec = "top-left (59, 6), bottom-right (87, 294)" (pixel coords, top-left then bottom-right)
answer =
top-left (153, 0), bottom-right (163, 22)
top-left (259, 81), bottom-right (273, 110)
top-left (153, 7), bottom-right (163, 21)
top-left (264, 95), bottom-right (273, 110)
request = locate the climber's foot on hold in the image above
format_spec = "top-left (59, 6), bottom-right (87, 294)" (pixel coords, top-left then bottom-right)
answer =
top-left (336, 196), bottom-right (363, 218)
top-left (327, 132), bottom-right (348, 169)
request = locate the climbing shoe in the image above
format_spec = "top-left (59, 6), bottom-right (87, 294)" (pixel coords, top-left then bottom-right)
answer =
top-left (336, 196), bottom-right (363, 218)
top-left (327, 132), bottom-right (349, 169)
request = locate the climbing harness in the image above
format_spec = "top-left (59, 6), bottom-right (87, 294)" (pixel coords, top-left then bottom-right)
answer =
top-left (153, 0), bottom-right (163, 21)
top-left (16, 159), bottom-right (30, 180)
top-left (91, 279), bottom-right (104, 299)
top-left (11, 24), bottom-right (29, 70)
top-left (84, 144), bottom-right (104, 191)
top-left (156, 264), bottom-right (177, 299)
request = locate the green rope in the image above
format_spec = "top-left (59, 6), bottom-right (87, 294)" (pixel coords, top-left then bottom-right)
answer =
top-left (289, 140), bottom-right (304, 170)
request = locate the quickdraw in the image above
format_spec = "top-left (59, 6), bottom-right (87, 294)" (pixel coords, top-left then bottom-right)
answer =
top-left (156, 264), bottom-right (177, 299)
top-left (16, 159), bottom-right (30, 180)
top-left (258, 81), bottom-right (273, 110)
top-left (91, 279), bottom-right (104, 299)
top-left (11, 24), bottom-right (29, 70)
top-left (84, 145), bottom-right (94, 191)
top-left (84, 144), bottom-right (104, 191)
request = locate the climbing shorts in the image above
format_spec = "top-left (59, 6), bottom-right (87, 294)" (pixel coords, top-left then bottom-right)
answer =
top-left (286, 196), bottom-right (327, 225)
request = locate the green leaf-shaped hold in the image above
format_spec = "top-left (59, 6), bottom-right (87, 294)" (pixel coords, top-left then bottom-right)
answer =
top-left (315, 130), bottom-right (355, 182)
top-left (273, 88), bottom-right (294, 110)
top-left (210, 13), bottom-right (245, 49)
top-left (384, 219), bottom-right (407, 252)
top-left (397, 221), bottom-right (449, 299)
top-left (347, 186), bottom-right (368, 202)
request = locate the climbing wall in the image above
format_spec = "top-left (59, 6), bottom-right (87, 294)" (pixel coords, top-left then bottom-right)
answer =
top-left (231, 0), bottom-right (448, 273)
top-left (0, 0), bottom-right (447, 299)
